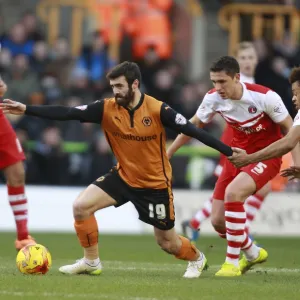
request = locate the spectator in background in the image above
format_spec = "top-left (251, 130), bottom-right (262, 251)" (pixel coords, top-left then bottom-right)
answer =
top-left (30, 127), bottom-right (69, 185)
top-left (30, 41), bottom-right (50, 76)
top-left (40, 75), bottom-right (64, 104)
top-left (1, 23), bottom-right (34, 56)
top-left (21, 11), bottom-right (44, 42)
top-left (75, 31), bottom-right (114, 84)
top-left (68, 68), bottom-right (93, 102)
top-left (47, 37), bottom-right (74, 88)
top-left (62, 97), bottom-right (97, 142)
top-left (254, 39), bottom-right (296, 117)
top-left (3, 54), bottom-right (41, 105)
top-left (15, 92), bottom-right (51, 140)
top-left (0, 48), bottom-right (12, 77)
top-left (130, 0), bottom-right (173, 59)
top-left (86, 133), bottom-right (115, 183)
top-left (139, 46), bottom-right (163, 93)
top-left (273, 32), bottom-right (300, 70)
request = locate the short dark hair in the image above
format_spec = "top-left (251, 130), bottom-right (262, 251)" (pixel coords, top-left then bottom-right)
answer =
top-left (210, 56), bottom-right (240, 78)
top-left (106, 61), bottom-right (142, 87)
top-left (289, 67), bottom-right (300, 84)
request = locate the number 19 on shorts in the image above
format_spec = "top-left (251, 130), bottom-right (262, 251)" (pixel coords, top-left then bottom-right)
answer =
top-left (149, 204), bottom-right (166, 220)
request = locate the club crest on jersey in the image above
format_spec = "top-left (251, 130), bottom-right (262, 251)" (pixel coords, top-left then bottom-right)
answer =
top-left (142, 117), bottom-right (152, 126)
top-left (248, 105), bottom-right (257, 114)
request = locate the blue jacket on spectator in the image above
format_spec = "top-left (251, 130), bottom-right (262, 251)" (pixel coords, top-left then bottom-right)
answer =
top-left (1, 37), bottom-right (34, 56)
top-left (76, 46), bottom-right (115, 82)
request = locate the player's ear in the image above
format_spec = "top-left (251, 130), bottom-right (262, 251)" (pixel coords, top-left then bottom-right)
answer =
top-left (235, 73), bottom-right (240, 82)
top-left (132, 79), bottom-right (139, 91)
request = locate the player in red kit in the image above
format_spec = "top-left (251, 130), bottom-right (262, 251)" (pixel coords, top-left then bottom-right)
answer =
top-left (168, 56), bottom-right (300, 276)
top-left (0, 79), bottom-right (35, 250)
top-left (181, 42), bottom-right (270, 242)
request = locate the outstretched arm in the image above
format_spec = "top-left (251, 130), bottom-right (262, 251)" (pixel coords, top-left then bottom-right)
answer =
top-left (246, 126), bottom-right (300, 162)
top-left (229, 120), bottom-right (300, 168)
top-left (161, 103), bottom-right (232, 157)
top-left (0, 99), bottom-right (104, 124)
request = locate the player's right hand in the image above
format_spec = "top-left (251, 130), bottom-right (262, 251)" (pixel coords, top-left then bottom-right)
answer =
top-left (0, 99), bottom-right (26, 115)
top-left (228, 147), bottom-right (249, 168)
top-left (280, 166), bottom-right (300, 180)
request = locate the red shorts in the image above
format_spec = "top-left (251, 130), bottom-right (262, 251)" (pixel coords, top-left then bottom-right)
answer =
top-left (0, 119), bottom-right (25, 169)
top-left (213, 157), bottom-right (282, 200)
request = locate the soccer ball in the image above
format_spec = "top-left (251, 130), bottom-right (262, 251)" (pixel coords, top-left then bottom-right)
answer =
top-left (16, 243), bottom-right (52, 275)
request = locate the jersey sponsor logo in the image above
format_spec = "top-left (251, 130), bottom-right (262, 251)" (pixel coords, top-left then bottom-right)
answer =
top-left (112, 132), bottom-right (157, 141)
top-left (231, 123), bottom-right (265, 135)
top-left (142, 116), bottom-right (152, 126)
top-left (248, 105), bottom-right (257, 114)
top-left (175, 113), bottom-right (187, 125)
top-left (75, 105), bottom-right (87, 111)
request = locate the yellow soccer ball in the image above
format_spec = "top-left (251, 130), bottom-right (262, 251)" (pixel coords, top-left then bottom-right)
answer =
top-left (16, 243), bottom-right (52, 274)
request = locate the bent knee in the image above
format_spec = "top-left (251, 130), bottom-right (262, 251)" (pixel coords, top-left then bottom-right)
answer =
top-left (73, 198), bottom-right (91, 219)
top-left (224, 186), bottom-right (245, 202)
top-left (211, 215), bottom-right (225, 232)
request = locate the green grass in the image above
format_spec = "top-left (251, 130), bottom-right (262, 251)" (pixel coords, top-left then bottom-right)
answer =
top-left (1, 233), bottom-right (300, 300)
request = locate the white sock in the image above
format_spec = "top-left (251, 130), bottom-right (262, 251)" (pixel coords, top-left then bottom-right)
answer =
top-left (194, 197), bottom-right (213, 222)
top-left (243, 244), bottom-right (260, 261)
top-left (241, 233), bottom-right (260, 261)
top-left (84, 257), bottom-right (100, 267)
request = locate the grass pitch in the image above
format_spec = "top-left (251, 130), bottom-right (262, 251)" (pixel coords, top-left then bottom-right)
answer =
top-left (0, 233), bottom-right (300, 300)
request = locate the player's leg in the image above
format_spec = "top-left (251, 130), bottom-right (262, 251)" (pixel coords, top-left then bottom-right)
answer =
top-left (181, 164), bottom-right (223, 242)
top-left (59, 170), bottom-right (130, 275)
top-left (244, 182), bottom-right (271, 234)
top-left (214, 172), bottom-right (260, 276)
top-left (154, 227), bottom-right (208, 278)
top-left (59, 184), bottom-right (117, 275)
top-left (3, 161), bottom-right (36, 249)
top-left (130, 187), bottom-right (208, 278)
top-left (1, 134), bottom-right (34, 250)
top-left (181, 196), bottom-right (213, 242)
top-left (237, 159), bottom-right (281, 274)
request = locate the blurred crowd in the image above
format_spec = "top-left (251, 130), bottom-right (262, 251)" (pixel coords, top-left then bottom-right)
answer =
top-left (0, 9), bottom-right (214, 186)
top-left (0, 4), bottom-right (299, 189)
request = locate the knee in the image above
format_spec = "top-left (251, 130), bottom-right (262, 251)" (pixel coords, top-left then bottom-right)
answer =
top-left (211, 215), bottom-right (225, 232)
top-left (225, 187), bottom-right (243, 203)
top-left (73, 198), bottom-right (90, 220)
top-left (6, 165), bottom-right (25, 187)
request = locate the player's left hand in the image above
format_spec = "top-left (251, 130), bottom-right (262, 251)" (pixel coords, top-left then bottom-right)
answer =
top-left (0, 80), bottom-right (7, 97)
top-left (228, 147), bottom-right (250, 168)
top-left (280, 166), bottom-right (300, 180)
